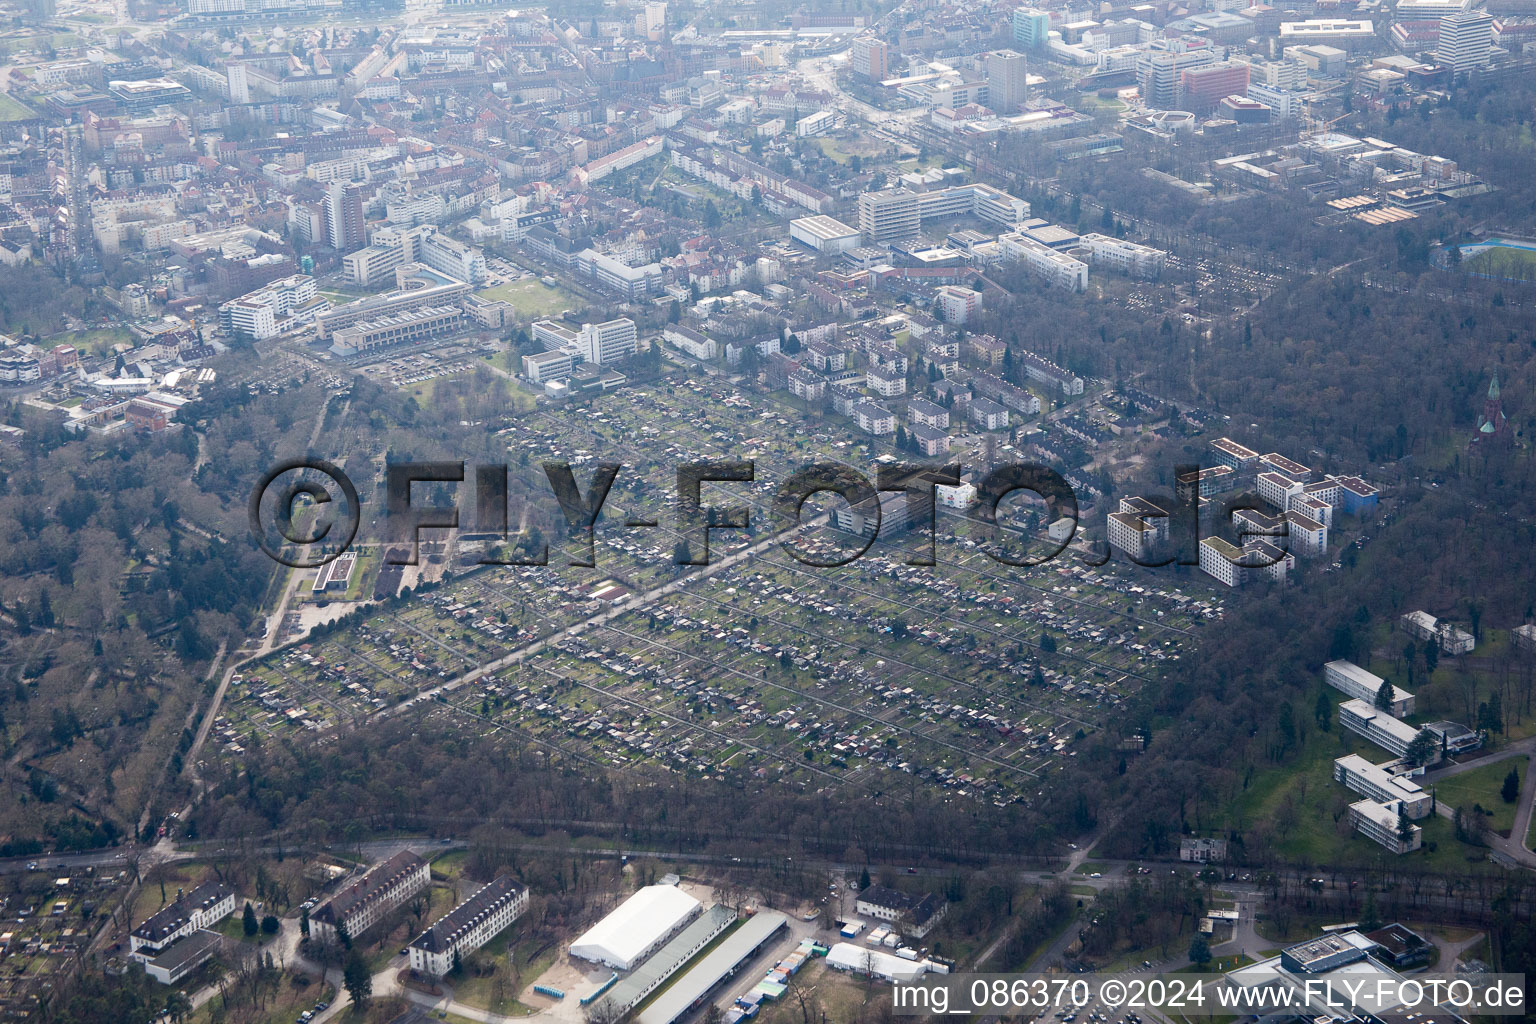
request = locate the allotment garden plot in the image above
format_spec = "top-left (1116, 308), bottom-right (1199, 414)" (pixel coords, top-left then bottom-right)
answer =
top-left (220, 379), bottom-right (1222, 806)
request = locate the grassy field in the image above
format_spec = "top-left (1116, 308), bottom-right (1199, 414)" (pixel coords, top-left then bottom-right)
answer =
top-left (0, 91), bottom-right (35, 121)
top-left (0, 33), bottom-right (78, 57)
top-left (1464, 245), bottom-right (1536, 281)
top-left (1431, 756), bottom-right (1528, 837)
top-left (444, 920), bottom-right (552, 1017)
top-left (476, 278), bottom-right (584, 319)
top-left (43, 326), bottom-right (133, 355)
top-left (431, 849), bottom-right (468, 879)
top-left (1226, 723), bottom-right (1500, 873)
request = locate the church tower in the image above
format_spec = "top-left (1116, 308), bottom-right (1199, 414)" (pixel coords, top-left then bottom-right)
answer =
top-left (1473, 370), bottom-right (1511, 447)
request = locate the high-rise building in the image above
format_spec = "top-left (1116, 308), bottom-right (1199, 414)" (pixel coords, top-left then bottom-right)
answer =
top-left (578, 318), bottom-right (638, 365)
top-left (851, 36), bottom-right (891, 81)
top-left (1436, 7), bottom-right (1493, 72)
top-left (1012, 6), bottom-right (1051, 48)
top-left (985, 49), bottom-right (1029, 114)
top-left (635, 1), bottom-right (666, 40)
top-left (1178, 59), bottom-right (1251, 112)
top-left (857, 188), bottom-right (921, 242)
top-left (324, 180), bottom-right (366, 252)
top-left (226, 61), bottom-right (249, 104)
top-left (1138, 46), bottom-right (1215, 109)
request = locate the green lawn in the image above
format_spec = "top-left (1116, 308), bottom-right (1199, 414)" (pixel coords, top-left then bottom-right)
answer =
top-left (1431, 756), bottom-right (1527, 837)
top-left (476, 278), bottom-right (584, 319)
top-left (1226, 724), bottom-right (1502, 872)
top-left (44, 326), bottom-right (133, 355)
top-left (0, 91), bottom-right (35, 121)
top-left (444, 920), bottom-right (552, 1017)
top-left (1463, 245), bottom-right (1536, 281)
top-left (430, 850), bottom-right (468, 879)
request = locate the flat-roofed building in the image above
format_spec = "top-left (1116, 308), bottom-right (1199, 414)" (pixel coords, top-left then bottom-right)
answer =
top-left (330, 305), bottom-right (464, 358)
top-left (1338, 699), bottom-right (1438, 763)
top-left (1348, 798), bottom-right (1422, 853)
top-left (1210, 438), bottom-right (1260, 476)
top-left (532, 318), bottom-right (580, 351)
top-left (1333, 754), bottom-right (1431, 818)
top-left (1014, 6), bottom-right (1051, 48)
top-left (409, 877), bottom-right (528, 977)
top-left (858, 189), bottom-right (922, 242)
top-left (1257, 469), bottom-right (1305, 509)
top-left (523, 348), bottom-right (573, 383)
top-left (1438, 622), bottom-right (1475, 655)
top-left (1279, 19), bottom-right (1376, 46)
top-left (1514, 623), bottom-right (1536, 653)
top-left (1108, 497), bottom-right (1170, 562)
top-left (578, 318), bottom-right (638, 365)
top-left (1284, 508), bottom-right (1327, 555)
top-left (1399, 610), bottom-right (1439, 642)
top-left (1177, 464), bottom-right (1236, 501)
top-left (1424, 719), bottom-right (1481, 753)
top-left (1324, 660), bottom-right (1413, 715)
top-left (1262, 452), bottom-right (1313, 482)
top-left (790, 215), bottom-right (860, 253)
top-left (315, 271), bottom-right (470, 339)
top-left (999, 232), bottom-right (1088, 291)
top-left (577, 249), bottom-right (663, 300)
top-left (1199, 536), bottom-right (1244, 587)
top-left (1079, 233), bottom-right (1167, 277)
top-left (1280, 932), bottom-right (1374, 974)
top-left (1436, 7), bottom-right (1493, 71)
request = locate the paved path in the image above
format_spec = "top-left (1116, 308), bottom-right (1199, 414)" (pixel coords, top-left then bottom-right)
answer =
top-left (1424, 739), bottom-right (1536, 868)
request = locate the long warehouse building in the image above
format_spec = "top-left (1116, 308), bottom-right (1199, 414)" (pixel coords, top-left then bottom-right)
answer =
top-left (637, 911), bottom-right (789, 1024)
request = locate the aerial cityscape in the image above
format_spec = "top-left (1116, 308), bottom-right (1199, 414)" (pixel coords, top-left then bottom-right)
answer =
top-left (0, 0), bottom-right (1531, 1019)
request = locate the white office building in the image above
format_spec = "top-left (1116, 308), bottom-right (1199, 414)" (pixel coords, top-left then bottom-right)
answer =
top-left (1108, 497), bottom-right (1169, 562)
top-left (1333, 755), bottom-right (1431, 818)
top-left (1324, 660), bottom-right (1414, 716)
top-left (218, 274), bottom-right (322, 340)
top-left (578, 318), bottom-right (638, 365)
top-left (1337, 700), bottom-right (1438, 764)
top-left (1436, 8), bottom-right (1494, 72)
top-left (1078, 234), bottom-right (1167, 277)
top-left (1348, 798), bottom-right (1422, 854)
top-left (999, 233), bottom-right (1089, 291)
top-left (523, 349), bottom-right (574, 383)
